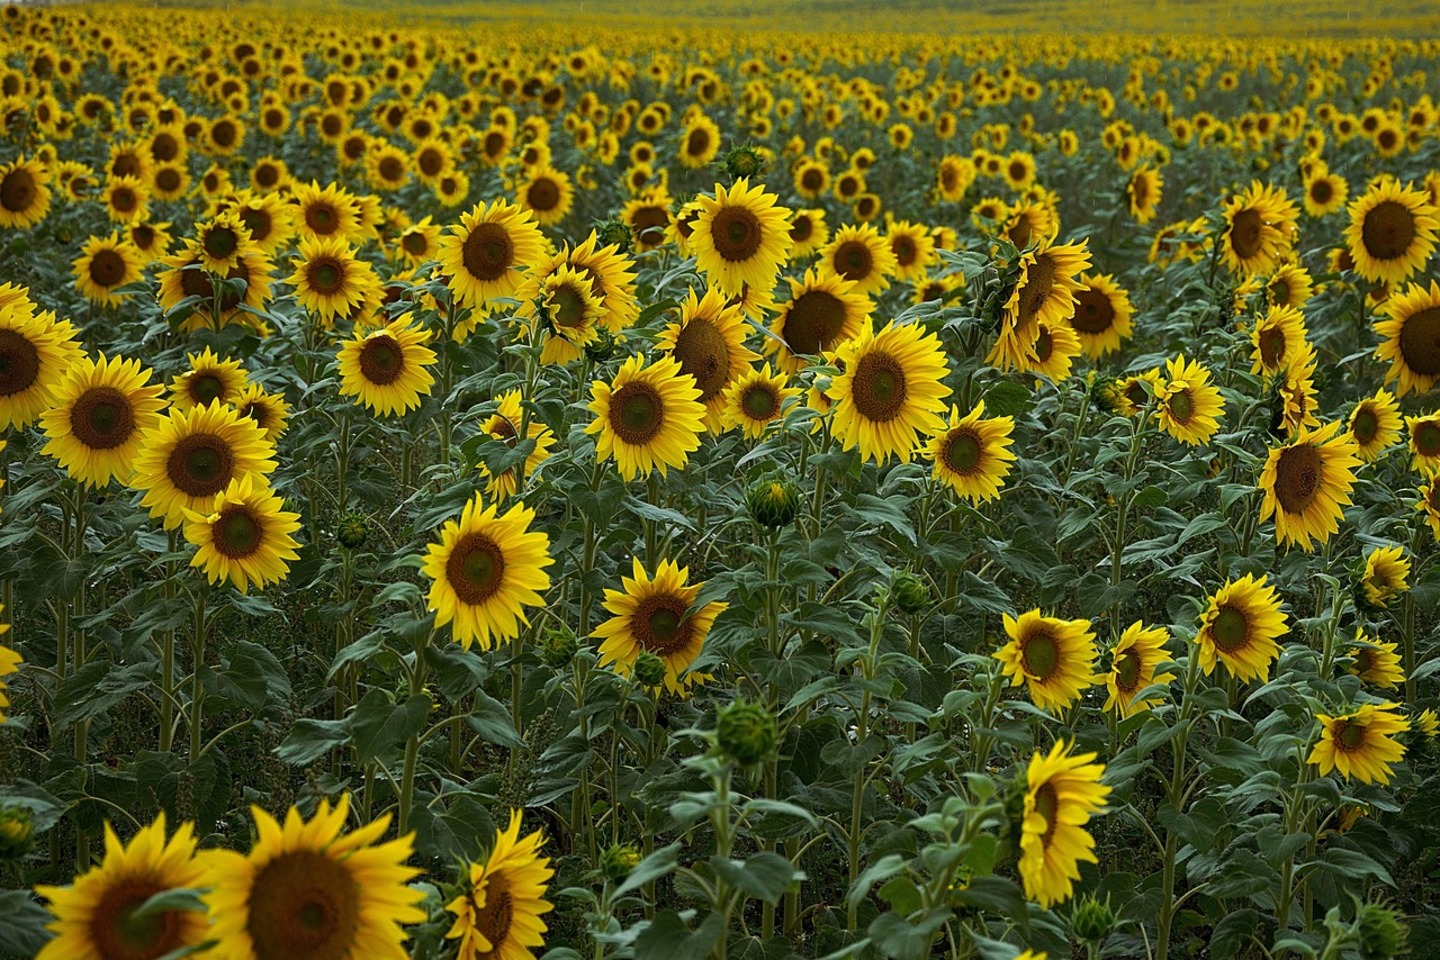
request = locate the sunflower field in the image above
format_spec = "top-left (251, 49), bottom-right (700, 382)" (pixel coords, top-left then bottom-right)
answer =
top-left (0, 2), bottom-right (1439, 958)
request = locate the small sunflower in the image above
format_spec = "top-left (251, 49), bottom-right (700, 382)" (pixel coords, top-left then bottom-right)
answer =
top-left (1420, 475), bottom-right (1440, 539)
top-left (720, 363), bottom-right (799, 439)
top-left (1307, 703), bottom-right (1409, 786)
top-left (787, 208), bottom-right (830, 260)
top-left (655, 286), bottom-right (760, 430)
top-left (679, 114), bottom-right (722, 169)
top-left (828, 320), bottom-right (952, 464)
top-left (40, 352), bottom-right (166, 488)
top-left (0, 626), bottom-right (16, 725)
top-left (818, 222), bottom-right (896, 297)
top-left (287, 236), bottom-right (376, 326)
top-left (594, 557), bottom-right (729, 695)
top-left (621, 187), bottom-right (673, 252)
top-left (130, 402), bottom-right (278, 530)
top-left (690, 178), bottom-right (793, 297)
top-left (923, 400), bottom-right (1017, 503)
top-left (1345, 389), bottom-right (1402, 463)
top-left (234, 383), bottom-right (291, 442)
top-left (1345, 631), bottom-right (1405, 691)
top-left (1220, 181), bottom-right (1298, 277)
top-left (517, 164), bottom-right (574, 227)
top-left (1344, 177), bottom-right (1439, 285)
top-left (422, 494), bottom-right (554, 651)
top-left (72, 232), bottom-right (144, 306)
top-left (1272, 350), bottom-right (1322, 438)
top-left (1155, 354), bottom-right (1226, 446)
top-left (438, 200), bottom-right (546, 309)
top-left (446, 810), bottom-right (554, 960)
top-left (994, 609), bottom-right (1098, 712)
top-left (768, 266), bottom-right (870, 374)
top-left (477, 389), bottom-right (556, 500)
top-left (1266, 262), bottom-right (1314, 311)
top-left (0, 157), bottom-right (51, 229)
top-left (193, 212), bottom-right (256, 274)
top-left (1104, 621), bottom-right (1175, 718)
top-left (169, 347), bottom-right (250, 412)
top-left (1018, 740), bottom-right (1111, 909)
top-left (1127, 165), bottom-right (1163, 224)
top-left (1250, 305), bottom-right (1310, 376)
top-left (1194, 574), bottom-right (1288, 682)
top-left (336, 317), bottom-right (438, 417)
top-left (1021, 317), bottom-right (1082, 381)
top-left (1068, 273), bottom-right (1134, 358)
top-left (885, 219), bottom-right (936, 282)
top-left (585, 354), bottom-right (706, 481)
top-left (203, 795), bottom-right (426, 960)
top-left (1360, 545), bottom-right (1410, 609)
top-left (102, 174), bottom-right (150, 225)
top-left (1258, 420), bottom-right (1361, 551)
top-left (534, 265), bottom-right (605, 365)
top-left (1303, 167), bottom-right (1348, 218)
top-left (292, 180), bottom-right (362, 243)
top-left (1407, 412), bottom-right (1440, 475)
top-left (184, 474), bottom-right (302, 593)
top-left (1374, 279), bottom-right (1440, 397)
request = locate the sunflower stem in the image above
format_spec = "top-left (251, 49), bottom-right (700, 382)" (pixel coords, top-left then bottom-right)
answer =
top-left (160, 530), bottom-right (179, 753)
top-left (398, 630), bottom-right (431, 835)
top-left (188, 586), bottom-right (208, 765)
top-left (847, 591), bottom-right (888, 932)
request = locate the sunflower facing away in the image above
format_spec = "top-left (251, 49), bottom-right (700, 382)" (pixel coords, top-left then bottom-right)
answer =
top-left (1346, 631), bottom-right (1405, 691)
top-left (924, 400), bottom-right (1017, 503)
top-left (1018, 740), bottom-right (1111, 909)
top-left (1104, 621), bottom-right (1176, 718)
top-left (828, 320), bottom-right (952, 464)
top-left (768, 266), bottom-right (871, 373)
top-left (654, 286), bottom-right (760, 430)
top-left (1258, 420), bottom-right (1361, 551)
top-left (423, 494), bottom-right (553, 650)
top-left (1344, 178), bottom-right (1439, 285)
top-left (447, 810), bottom-right (554, 960)
top-left (1307, 703), bottom-right (1409, 786)
top-left (586, 354), bottom-right (706, 481)
top-left (438, 200), bottom-right (546, 310)
top-left (1193, 573), bottom-right (1288, 682)
top-left (721, 363), bottom-right (799, 439)
top-left (130, 401), bottom-right (278, 530)
top-left (36, 815), bottom-right (209, 960)
top-left (40, 352), bottom-right (167, 488)
top-left (1155, 354), bottom-right (1226, 446)
top-left (594, 557), bottom-right (729, 695)
top-left (336, 317), bottom-right (438, 417)
top-left (1360, 545), bottom-right (1410, 609)
top-left (184, 474), bottom-right (302, 593)
top-left (203, 795), bottom-right (426, 960)
top-left (690, 178), bottom-right (792, 297)
top-left (478, 389), bottom-right (556, 500)
top-left (994, 609), bottom-right (1098, 712)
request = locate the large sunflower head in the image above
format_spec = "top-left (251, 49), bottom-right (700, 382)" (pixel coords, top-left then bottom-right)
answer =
top-left (1258, 420), bottom-right (1362, 551)
top-left (421, 495), bottom-right (554, 650)
top-left (446, 810), bottom-right (555, 960)
top-left (438, 199), bottom-right (546, 308)
top-left (183, 474), bottom-right (302, 594)
top-left (1307, 703), bottom-right (1409, 786)
top-left (130, 401), bottom-right (278, 530)
top-left (828, 320), bottom-right (952, 464)
top-left (1018, 740), bottom-right (1111, 909)
top-left (0, 305), bottom-right (78, 430)
top-left (1374, 278), bottom-right (1440, 398)
top-left (0, 156), bottom-right (52, 230)
top-left (819, 222), bottom-right (896, 298)
top-left (1194, 573), bottom-right (1288, 682)
top-left (690, 178), bottom-right (793, 297)
top-left (40, 352), bottom-right (167, 489)
top-left (585, 353), bottom-right (706, 481)
top-left (594, 557), bottom-right (729, 695)
top-left (1104, 621), bottom-right (1175, 718)
top-left (1344, 177), bottom-right (1440, 285)
top-left (1154, 354), bottom-right (1226, 446)
top-left (1220, 180), bottom-right (1298, 276)
top-left (1266, 263), bottom-right (1314, 311)
top-left (336, 316), bottom-right (438, 417)
top-left (72, 232), bottom-right (144, 306)
top-left (993, 609), bottom-right (1098, 712)
top-left (1068, 272), bottom-right (1134, 358)
top-left (654, 286), bottom-right (760, 430)
top-left (924, 400), bottom-right (1017, 503)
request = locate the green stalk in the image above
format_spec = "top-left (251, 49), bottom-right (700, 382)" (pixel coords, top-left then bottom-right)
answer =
top-left (188, 587), bottom-right (208, 764)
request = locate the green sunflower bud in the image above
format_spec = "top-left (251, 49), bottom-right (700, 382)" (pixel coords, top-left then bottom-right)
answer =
top-left (1069, 893), bottom-right (1118, 945)
top-left (583, 328), bottom-right (618, 364)
top-left (724, 145), bottom-right (767, 181)
top-left (1356, 902), bottom-right (1407, 960)
top-left (891, 571), bottom-right (931, 615)
top-left (540, 625), bottom-right (580, 668)
top-left (746, 476), bottom-right (800, 528)
top-left (594, 217), bottom-right (632, 253)
top-left (715, 698), bottom-right (777, 766)
top-left (0, 806), bottom-right (33, 860)
top-left (336, 512), bottom-right (370, 549)
top-left (600, 842), bottom-right (641, 880)
top-left (633, 651), bottom-right (667, 688)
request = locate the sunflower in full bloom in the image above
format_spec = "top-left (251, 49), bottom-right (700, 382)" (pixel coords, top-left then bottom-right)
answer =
top-left (1194, 574), bottom-right (1288, 682)
top-left (586, 354), bottom-right (706, 481)
top-left (36, 815), bottom-right (209, 960)
top-left (818, 222), bottom-right (896, 297)
top-left (1406, 412), bottom-right (1440, 475)
top-left (1155, 354), bottom-right (1226, 445)
top-left (423, 494), bottom-right (553, 651)
top-left (1220, 181), bottom-right (1298, 276)
top-left (1104, 621), bottom-right (1175, 717)
top-left (678, 113), bottom-right (722, 169)
top-left (654, 286), bottom-right (760, 430)
top-left (1272, 349), bottom-right (1322, 438)
top-left (131, 402), bottom-right (278, 530)
top-left (720, 363), bottom-right (799, 439)
top-left (72, 232), bottom-right (144, 306)
top-left (989, 239), bottom-right (1091, 372)
top-left (40, 353), bottom-right (166, 488)
top-left (169, 347), bottom-right (250, 412)
top-left (1018, 740), bottom-right (1111, 909)
top-left (336, 317), bottom-right (438, 417)
top-left (690, 179), bottom-right (792, 297)
top-left (102, 175), bottom-right (150, 225)
top-left (292, 180), bottom-right (362, 243)
top-left (1266, 262), bottom-right (1314, 311)
top-left (768, 266), bottom-right (870, 373)
top-left (787, 208), bottom-right (829, 260)
top-left (0, 157), bottom-right (52, 229)
top-left (994, 609), bottom-right (1098, 712)
top-left (621, 187), bottom-right (673, 251)
top-left (1250, 305), bottom-right (1310, 376)
top-left (1068, 273), bottom-right (1134, 358)
top-left (438, 200), bottom-right (546, 309)
top-left (1303, 164), bottom-right (1349, 218)
top-left (395, 217), bottom-right (442, 267)
top-left (1344, 178), bottom-right (1439, 285)
top-left (828, 320), bottom-right (952, 464)
top-left (203, 795), bottom-right (426, 960)
top-left (594, 557), bottom-right (728, 695)
top-left (1258, 420), bottom-right (1361, 551)
top-left (1345, 631), bottom-right (1405, 691)
top-left (446, 811), bottom-right (554, 960)
top-left (517, 164), bottom-right (574, 228)
top-left (478, 390), bottom-right (556, 500)
top-left (1307, 703), bottom-right (1409, 786)
top-left (1346, 389), bottom-right (1402, 461)
top-left (1127, 165), bottom-right (1163, 223)
top-left (232, 384), bottom-right (290, 443)
top-left (1420, 475), bottom-right (1440, 539)
top-left (1360, 545), bottom-right (1410, 609)
top-left (1021, 317), bottom-right (1083, 381)
top-left (885, 219), bottom-right (936, 282)
top-left (184, 474), bottom-right (302, 594)
top-left (193, 212), bottom-right (257, 275)
top-left (532, 265), bottom-right (606, 365)
top-left (1374, 279), bottom-right (1440, 397)
top-left (0, 305), bottom-right (74, 430)
top-left (924, 401), bottom-right (1017, 503)
top-left (288, 237), bottom-right (377, 326)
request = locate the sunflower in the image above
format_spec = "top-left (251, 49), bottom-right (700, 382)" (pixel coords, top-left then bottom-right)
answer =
top-left (654, 286), bottom-right (759, 431)
top-left (422, 494), bottom-right (553, 650)
top-left (1001, 200), bottom-right (1057, 250)
top-left (885, 220), bottom-right (936, 282)
top-left (1104, 621), bottom-right (1175, 717)
top-left (1344, 178), bottom-right (1439, 285)
top-left (1127, 165), bottom-right (1163, 224)
top-left (288, 237), bottom-right (375, 325)
top-left (1361, 545), bottom-right (1411, 609)
top-left (912, 271), bottom-right (966, 307)
top-left (690, 178), bottom-right (792, 297)
top-left (184, 474), bottom-right (302, 593)
top-left (0, 156), bottom-right (52, 229)
top-left (1250, 305), bottom-right (1310, 376)
top-left (1068, 273), bottom-right (1134, 359)
top-left (131, 402), bottom-right (278, 530)
top-left (1155, 354), bottom-right (1226, 445)
top-left (292, 180), bottom-right (362, 243)
top-left (1022, 318), bottom-right (1082, 381)
top-left (787, 208), bottom-right (829, 260)
top-left (1342, 388), bottom-right (1401, 463)
top-left (1345, 632), bottom-right (1405, 691)
top-left (1220, 181), bottom-right (1298, 276)
top-left (1193, 574), bottom-right (1289, 682)
top-left (517, 165), bottom-right (574, 227)
top-left (1018, 740), bottom-right (1111, 909)
top-left (1258, 420), bottom-right (1361, 551)
top-left (232, 192), bottom-right (296, 256)
top-left (768, 267), bottom-right (869, 374)
top-left (994, 609), bottom-right (1098, 712)
top-left (828, 320), bottom-right (952, 464)
top-left (936, 154), bottom-right (975, 203)
top-left (0, 306), bottom-right (74, 430)
top-left (594, 557), bottom-right (728, 695)
top-left (336, 317), bottom-right (437, 417)
top-left (1307, 703), bottom-right (1409, 786)
top-left (234, 383), bottom-right (291, 443)
top-left (586, 354), bottom-right (706, 480)
top-left (818, 222), bottom-right (896, 297)
top-left (35, 815), bottom-right (209, 960)
top-left (0, 627), bottom-right (16, 725)
top-left (478, 389), bottom-right (556, 500)
top-left (1420, 475), bottom-right (1440, 539)
top-left (157, 244), bottom-right (273, 332)
top-left (989, 239), bottom-right (1091, 372)
top-left (1371, 278), bottom-right (1440, 398)
top-left (102, 175), bottom-right (150, 225)
top-left (1408, 412), bottom-right (1440, 475)
top-left (168, 347), bottom-right (249, 412)
top-left (793, 159), bottom-right (830, 201)
top-left (204, 795), bottom-right (426, 960)
top-left (679, 114), bottom-right (722, 169)
top-left (924, 400), bottom-right (1017, 503)
top-left (72, 232), bottom-right (144, 306)
top-left (1266, 263), bottom-right (1314, 311)
top-left (41, 353), bottom-right (166, 488)
top-left (446, 811), bottom-right (554, 960)
top-left (439, 200), bottom-right (546, 310)
top-left (721, 363), bottom-right (798, 439)
top-left (193, 212), bottom-right (256, 274)
top-left (621, 188), bottom-right (673, 252)
top-left (1272, 350), bottom-right (1321, 438)
top-left (1303, 168), bottom-right (1349, 218)
top-left (533, 265), bottom-right (605, 365)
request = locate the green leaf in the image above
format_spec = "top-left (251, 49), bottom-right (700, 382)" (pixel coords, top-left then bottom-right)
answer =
top-left (711, 852), bottom-right (796, 906)
top-left (0, 889), bottom-right (51, 956)
top-left (129, 887), bottom-right (208, 920)
top-left (852, 494), bottom-right (917, 545)
top-left (616, 843), bottom-right (681, 897)
top-left (275, 717), bottom-right (350, 765)
top-left (218, 640), bottom-right (292, 711)
top-left (351, 690), bottom-right (431, 764)
top-left (846, 853), bottom-right (907, 908)
top-left (953, 876), bottom-right (1026, 917)
top-left (868, 908), bottom-right (951, 960)
top-left (878, 877), bottom-right (922, 914)
top-left (982, 381), bottom-right (1032, 418)
top-left (467, 689), bottom-right (525, 749)
top-left (633, 911), bottom-right (724, 960)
